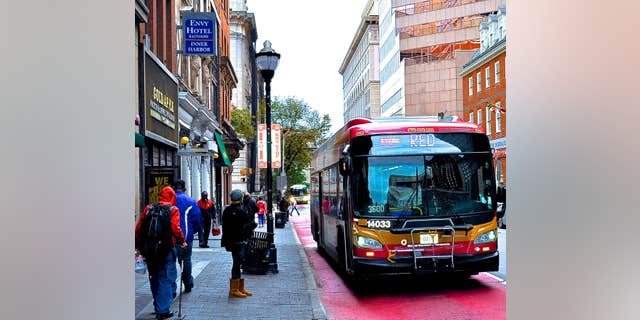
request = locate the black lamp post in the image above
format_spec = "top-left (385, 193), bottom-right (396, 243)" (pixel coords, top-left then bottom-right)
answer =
top-left (256, 40), bottom-right (280, 273)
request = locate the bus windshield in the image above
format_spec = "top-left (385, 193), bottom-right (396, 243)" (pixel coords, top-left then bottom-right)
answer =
top-left (351, 153), bottom-right (494, 218)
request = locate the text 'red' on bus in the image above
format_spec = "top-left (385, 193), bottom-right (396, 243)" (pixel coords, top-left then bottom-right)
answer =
top-left (310, 117), bottom-right (505, 278)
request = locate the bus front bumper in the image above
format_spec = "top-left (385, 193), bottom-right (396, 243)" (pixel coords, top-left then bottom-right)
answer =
top-left (353, 251), bottom-right (499, 275)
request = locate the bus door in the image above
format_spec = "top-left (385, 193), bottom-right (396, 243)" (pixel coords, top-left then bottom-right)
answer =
top-left (321, 166), bottom-right (341, 260)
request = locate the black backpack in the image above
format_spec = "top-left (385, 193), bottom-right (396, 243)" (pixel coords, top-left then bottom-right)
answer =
top-left (139, 204), bottom-right (173, 265)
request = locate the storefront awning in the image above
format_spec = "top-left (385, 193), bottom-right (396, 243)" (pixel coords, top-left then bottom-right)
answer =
top-left (214, 131), bottom-right (232, 167)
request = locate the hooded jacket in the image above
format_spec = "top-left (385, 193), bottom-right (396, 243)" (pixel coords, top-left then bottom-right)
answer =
top-left (135, 186), bottom-right (185, 249)
top-left (175, 190), bottom-right (202, 243)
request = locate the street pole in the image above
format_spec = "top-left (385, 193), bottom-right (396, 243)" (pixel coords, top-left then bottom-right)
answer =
top-left (265, 79), bottom-right (274, 237)
top-left (256, 40), bottom-right (280, 274)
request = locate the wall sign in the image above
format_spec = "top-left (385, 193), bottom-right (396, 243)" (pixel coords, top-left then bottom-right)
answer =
top-left (144, 49), bottom-right (179, 147)
top-left (181, 12), bottom-right (217, 56)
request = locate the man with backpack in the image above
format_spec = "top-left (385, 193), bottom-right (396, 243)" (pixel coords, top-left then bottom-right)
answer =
top-left (135, 186), bottom-right (187, 320)
top-left (172, 180), bottom-right (202, 294)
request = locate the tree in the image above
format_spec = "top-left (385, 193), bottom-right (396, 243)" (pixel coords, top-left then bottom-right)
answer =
top-left (268, 96), bottom-right (331, 186)
top-left (231, 107), bottom-right (255, 139)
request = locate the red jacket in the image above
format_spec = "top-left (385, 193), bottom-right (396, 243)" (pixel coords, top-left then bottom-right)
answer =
top-left (257, 200), bottom-right (267, 215)
top-left (135, 186), bottom-right (185, 249)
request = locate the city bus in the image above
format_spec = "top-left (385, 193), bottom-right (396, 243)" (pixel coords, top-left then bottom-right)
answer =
top-left (309, 117), bottom-right (504, 278)
top-left (289, 184), bottom-right (310, 204)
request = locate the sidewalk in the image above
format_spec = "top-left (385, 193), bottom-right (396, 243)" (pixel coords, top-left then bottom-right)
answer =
top-left (135, 218), bottom-right (327, 320)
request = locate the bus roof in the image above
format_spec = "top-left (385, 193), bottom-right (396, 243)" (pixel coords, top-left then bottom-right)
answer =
top-left (311, 116), bottom-right (485, 172)
top-left (341, 116), bottom-right (483, 140)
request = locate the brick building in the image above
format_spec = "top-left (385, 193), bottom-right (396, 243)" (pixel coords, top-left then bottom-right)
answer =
top-left (460, 5), bottom-right (506, 186)
top-left (378, 0), bottom-right (505, 118)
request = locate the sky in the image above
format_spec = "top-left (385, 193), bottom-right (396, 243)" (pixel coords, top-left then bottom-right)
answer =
top-left (246, 0), bottom-right (369, 134)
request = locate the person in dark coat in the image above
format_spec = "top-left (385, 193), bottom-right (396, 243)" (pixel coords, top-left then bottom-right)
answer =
top-left (221, 189), bottom-right (256, 298)
top-left (242, 191), bottom-right (259, 222)
top-left (197, 191), bottom-right (216, 248)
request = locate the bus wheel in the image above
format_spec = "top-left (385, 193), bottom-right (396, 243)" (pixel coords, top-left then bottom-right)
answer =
top-left (336, 227), bottom-right (347, 275)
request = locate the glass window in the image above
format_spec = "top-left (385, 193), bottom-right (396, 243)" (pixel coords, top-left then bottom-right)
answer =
top-left (469, 112), bottom-right (474, 123)
top-left (351, 154), bottom-right (494, 217)
top-left (485, 67), bottom-right (491, 88)
top-left (321, 170), bottom-right (331, 214)
top-left (476, 73), bottom-right (481, 92)
top-left (486, 107), bottom-right (491, 135)
top-left (495, 61), bottom-right (501, 84)
top-left (478, 109), bottom-right (483, 125)
top-left (468, 77), bottom-right (473, 96)
top-left (495, 102), bottom-right (502, 133)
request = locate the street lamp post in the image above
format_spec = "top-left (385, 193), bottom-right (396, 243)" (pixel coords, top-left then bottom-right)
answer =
top-left (256, 40), bottom-right (280, 274)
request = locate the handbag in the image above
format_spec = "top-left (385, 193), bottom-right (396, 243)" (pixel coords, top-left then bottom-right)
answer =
top-left (135, 255), bottom-right (147, 274)
top-left (212, 226), bottom-right (221, 236)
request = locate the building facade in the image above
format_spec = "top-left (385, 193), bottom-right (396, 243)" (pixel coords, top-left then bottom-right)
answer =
top-left (379, 0), bottom-right (505, 118)
top-left (173, 0), bottom-right (224, 212)
top-left (230, 0), bottom-right (262, 192)
top-left (134, 0), bottom-right (182, 219)
top-left (460, 5), bottom-right (506, 186)
top-left (215, 0), bottom-right (243, 204)
top-left (340, 0), bottom-right (380, 123)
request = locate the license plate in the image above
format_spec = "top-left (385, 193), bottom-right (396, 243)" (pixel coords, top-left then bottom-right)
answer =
top-left (420, 234), bottom-right (438, 244)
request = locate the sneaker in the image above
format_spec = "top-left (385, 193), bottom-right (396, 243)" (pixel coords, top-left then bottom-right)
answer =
top-left (156, 311), bottom-right (174, 319)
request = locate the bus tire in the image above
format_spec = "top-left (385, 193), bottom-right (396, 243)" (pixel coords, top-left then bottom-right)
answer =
top-left (312, 218), bottom-right (320, 242)
top-left (336, 226), bottom-right (346, 275)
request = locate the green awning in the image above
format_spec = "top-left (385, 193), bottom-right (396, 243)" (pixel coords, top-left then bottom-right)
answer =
top-left (135, 132), bottom-right (145, 148)
top-left (214, 131), bottom-right (232, 167)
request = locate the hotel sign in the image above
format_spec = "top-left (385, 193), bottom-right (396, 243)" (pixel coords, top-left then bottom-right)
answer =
top-left (144, 49), bottom-right (179, 147)
top-left (181, 12), bottom-right (216, 56)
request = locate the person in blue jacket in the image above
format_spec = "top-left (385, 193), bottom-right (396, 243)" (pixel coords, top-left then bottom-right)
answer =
top-left (172, 180), bottom-right (202, 294)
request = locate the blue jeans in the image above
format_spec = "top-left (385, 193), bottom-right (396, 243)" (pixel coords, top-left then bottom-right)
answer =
top-left (148, 249), bottom-right (177, 314)
top-left (174, 243), bottom-right (193, 291)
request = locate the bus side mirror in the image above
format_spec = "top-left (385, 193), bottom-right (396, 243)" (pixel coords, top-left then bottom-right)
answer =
top-left (339, 157), bottom-right (351, 176)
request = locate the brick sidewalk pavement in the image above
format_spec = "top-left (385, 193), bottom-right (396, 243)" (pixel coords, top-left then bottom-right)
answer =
top-left (135, 219), bottom-right (326, 320)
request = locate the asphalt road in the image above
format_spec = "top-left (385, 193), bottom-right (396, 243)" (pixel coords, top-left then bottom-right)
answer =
top-left (290, 205), bottom-right (506, 320)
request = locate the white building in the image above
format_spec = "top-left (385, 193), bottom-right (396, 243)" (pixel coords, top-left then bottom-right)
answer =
top-left (339, 0), bottom-right (381, 123)
top-left (378, 0), bottom-right (405, 117)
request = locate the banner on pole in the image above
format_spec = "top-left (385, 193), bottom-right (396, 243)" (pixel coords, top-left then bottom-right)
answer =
top-left (258, 124), bottom-right (281, 169)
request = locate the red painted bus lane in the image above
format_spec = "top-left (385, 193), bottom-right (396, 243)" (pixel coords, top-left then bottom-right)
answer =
top-left (290, 211), bottom-right (506, 320)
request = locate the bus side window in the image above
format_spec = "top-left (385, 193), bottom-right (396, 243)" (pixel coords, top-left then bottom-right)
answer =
top-left (336, 172), bottom-right (343, 219)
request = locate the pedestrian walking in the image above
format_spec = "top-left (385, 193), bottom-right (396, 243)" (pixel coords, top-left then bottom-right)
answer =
top-left (135, 186), bottom-right (187, 320)
top-left (256, 197), bottom-right (267, 227)
top-left (289, 196), bottom-right (301, 216)
top-left (243, 191), bottom-right (259, 222)
top-left (197, 191), bottom-right (216, 248)
top-left (221, 189), bottom-right (257, 298)
top-left (172, 180), bottom-right (202, 295)
top-left (277, 190), bottom-right (289, 213)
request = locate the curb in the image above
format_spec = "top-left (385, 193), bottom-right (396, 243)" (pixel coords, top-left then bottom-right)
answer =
top-left (289, 220), bottom-right (328, 320)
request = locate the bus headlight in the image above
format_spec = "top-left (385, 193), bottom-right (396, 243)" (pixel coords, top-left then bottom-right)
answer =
top-left (474, 229), bottom-right (497, 245)
top-left (355, 235), bottom-right (383, 249)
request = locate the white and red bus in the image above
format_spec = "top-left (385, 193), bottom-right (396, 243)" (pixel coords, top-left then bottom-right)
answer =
top-left (310, 117), bottom-right (504, 278)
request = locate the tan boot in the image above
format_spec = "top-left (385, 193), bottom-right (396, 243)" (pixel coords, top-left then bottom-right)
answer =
top-left (229, 279), bottom-right (247, 298)
top-left (239, 278), bottom-right (253, 296)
